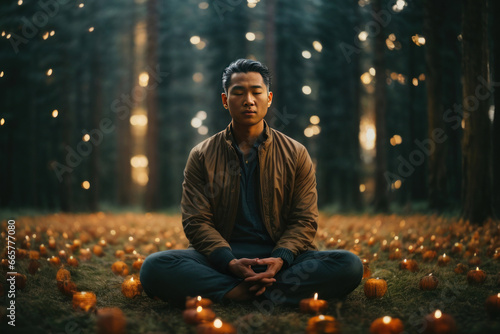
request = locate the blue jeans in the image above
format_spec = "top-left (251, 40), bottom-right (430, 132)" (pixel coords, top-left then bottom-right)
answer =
top-left (139, 243), bottom-right (363, 305)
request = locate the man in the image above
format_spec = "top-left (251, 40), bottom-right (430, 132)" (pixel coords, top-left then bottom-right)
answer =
top-left (140, 59), bottom-right (362, 305)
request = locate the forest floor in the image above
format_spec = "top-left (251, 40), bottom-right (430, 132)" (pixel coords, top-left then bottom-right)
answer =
top-left (1, 212), bottom-right (500, 334)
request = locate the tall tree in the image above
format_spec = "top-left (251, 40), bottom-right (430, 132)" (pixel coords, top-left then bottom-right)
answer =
top-left (491, 0), bottom-right (500, 216)
top-left (372, 0), bottom-right (389, 211)
top-left (144, 0), bottom-right (160, 210)
top-left (461, 0), bottom-right (493, 224)
top-left (423, 0), bottom-right (447, 209)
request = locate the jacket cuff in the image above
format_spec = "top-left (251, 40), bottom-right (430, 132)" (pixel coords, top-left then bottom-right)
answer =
top-left (208, 247), bottom-right (236, 274)
top-left (271, 247), bottom-right (295, 269)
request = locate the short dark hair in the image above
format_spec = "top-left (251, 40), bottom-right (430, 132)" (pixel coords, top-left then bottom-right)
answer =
top-left (222, 58), bottom-right (271, 93)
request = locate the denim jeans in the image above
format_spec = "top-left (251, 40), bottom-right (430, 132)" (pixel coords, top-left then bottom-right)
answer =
top-left (139, 242), bottom-right (363, 305)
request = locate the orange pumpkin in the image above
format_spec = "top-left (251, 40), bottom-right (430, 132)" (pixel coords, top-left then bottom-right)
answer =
top-left (132, 258), bottom-right (144, 271)
top-left (370, 316), bottom-right (404, 334)
top-left (419, 274), bottom-right (438, 290)
top-left (93, 245), bottom-right (104, 257)
top-left (362, 259), bottom-right (371, 279)
top-left (453, 263), bottom-right (468, 274)
top-left (7, 273), bottom-right (27, 289)
top-left (96, 307), bottom-right (126, 334)
top-left (485, 293), bottom-right (500, 318)
top-left (422, 250), bottom-right (437, 262)
top-left (467, 268), bottom-right (486, 284)
top-left (399, 259), bottom-right (419, 272)
top-left (28, 259), bottom-right (41, 275)
top-left (111, 261), bottom-right (129, 276)
top-left (58, 280), bottom-right (77, 296)
top-left (364, 278), bottom-right (387, 298)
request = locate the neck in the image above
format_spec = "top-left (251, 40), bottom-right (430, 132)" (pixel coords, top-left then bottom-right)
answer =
top-left (231, 120), bottom-right (264, 149)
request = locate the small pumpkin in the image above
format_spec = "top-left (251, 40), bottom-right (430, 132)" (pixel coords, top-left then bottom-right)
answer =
top-left (419, 274), bottom-right (438, 291)
top-left (97, 307), bottom-right (126, 334)
top-left (422, 250), bottom-right (437, 262)
top-left (364, 278), bottom-right (387, 298)
top-left (453, 263), bottom-right (468, 274)
top-left (467, 268), bottom-right (486, 284)
top-left (58, 280), bottom-right (77, 296)
top-left (111, 261), bottom-right (129, 276)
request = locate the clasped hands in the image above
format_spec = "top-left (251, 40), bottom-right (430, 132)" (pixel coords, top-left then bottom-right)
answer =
top-left (227, 257), bottom-right (283, 297)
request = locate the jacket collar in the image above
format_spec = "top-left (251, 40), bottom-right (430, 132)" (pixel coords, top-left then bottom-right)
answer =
top-left (224, 120), bottom-right (272, 149)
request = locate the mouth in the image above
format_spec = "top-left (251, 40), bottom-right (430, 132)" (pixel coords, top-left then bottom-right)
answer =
top-left (242, 110), bottom-right (257, 115)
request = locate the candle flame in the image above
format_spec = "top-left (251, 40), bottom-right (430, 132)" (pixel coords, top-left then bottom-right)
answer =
top-left (197, 296), bottom-right (202, 301)
top-left (82, 292), bottom-right (86, 295)
top-left (214, 319), bottom-right (223, 328)
top-left (319, 315), bottom-right (325, 320)
top-left (404, 259), bottom-right (407, 263)
top-left (443, 253), bottom-right (446, 258)
top-left (497, 293), bottom-right (500, 298)
top-left (383, 316), bottom-right (392, 324)
top-left (131, 277), bottom-right (134, 281)
top-left (434, 310), bottom-right (442, 319)
top-left (429, 273), bottom-right (432, 276)
top-left (476, 267), bottom-right (479, 271)
top-left (314, 293), bottom-right (318, 300)
top-left (197, 306), bottom-right (202, 313)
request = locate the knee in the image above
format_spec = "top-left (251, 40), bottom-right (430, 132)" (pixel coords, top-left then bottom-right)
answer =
top-left (335, 251), bottom-right (363, 283)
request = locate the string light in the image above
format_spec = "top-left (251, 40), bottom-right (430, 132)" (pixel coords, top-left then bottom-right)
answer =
top-left (0, 71), bottom-right (4, 77)
top-left (50, 30), bottom-right (55, 36)
top-left (88, 27), bottom-right (94, 32)
top-left (79, 3), bottom-right (84, 8)
top-left (312, 41), bottom-right (322, 52)
top-left (0, 118), bottom-right (5, 126)
top-left (82, 181), bottom-right (90, 190)
top-left (190, 36), bottom-right (201, 45)
top-left (46, 69), bottom-right (53, 76)
top-left (52, 110), bottom-right (59, 118)
top-left (198, 2), bottom-right (209, 9)
top-left (302, 50), bottom-right (312, 59)
top-left (18, 0), bottom-right (23, 5)
top-left (302, 85), bottom-right (312, 95)
top-left (245, 32), bottom-right (256, 41)
top-left (6, 33), bottom-right (11, 39)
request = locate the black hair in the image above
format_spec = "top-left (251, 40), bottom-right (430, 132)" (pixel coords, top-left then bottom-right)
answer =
top-left (222, 58), bottom-right (271, 93)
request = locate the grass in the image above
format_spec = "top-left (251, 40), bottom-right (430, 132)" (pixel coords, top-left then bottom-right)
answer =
top-left (1, 212), bottom-right (499, 333)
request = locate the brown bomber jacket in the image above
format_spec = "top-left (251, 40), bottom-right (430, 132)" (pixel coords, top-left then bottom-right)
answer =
top-left (181, 121), bottom-right (318, 271)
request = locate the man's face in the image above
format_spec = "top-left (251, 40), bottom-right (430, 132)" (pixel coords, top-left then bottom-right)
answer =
top-left (221, 72), bottom-right (273, 128)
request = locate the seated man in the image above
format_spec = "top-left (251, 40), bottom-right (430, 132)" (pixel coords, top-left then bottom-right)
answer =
top-left (140, 59), bottom-right (362, 305)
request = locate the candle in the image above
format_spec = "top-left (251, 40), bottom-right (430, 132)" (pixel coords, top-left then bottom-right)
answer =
top-left (451, 242), bottom-right (463, 254)
top-left (364, 278), bottom-right (387, 299)
top-left (7, 273), bottom-right (27, 289)
top-left (300, 293), bottom-right (329, 314)
top-left (467, 267), bottom-right (486, 284)
top-left (115, 250), bottom-right (125, 259)
top-left (305, 314), bottom-right (339, 334)
top-left (186, 296), bottom-right (213, 309)
top-left (28, 259), bottom-right (41, 275)
top-left (111, 261), bottom-right (129, 276)
top-left (79, 248), bottom-right (92, 261)
top-left (183, 306), bottom-right (216, 325)
top-left (370, 316), bottom-right (404, 334)
top-left (399, 259), bottom-right (419, 272)
top-left (121, 276), bottom-right (143, 298)
top-left (58, 279), bottom-right (77, 296)
top-left (99, 239), bottom-right (107, 247)
top-left (48, 238), bottom-right (56, 249)
top-left (389, 248), bottom-right (402, 260)
top-left (485, 293), bottom-right (500, 318)
top-left (362, 259), bottom-right (371, 279)
top-left (72, 291), bottom-right (97, 312)
top-left (96, 307), bottom-right (126, 334)
top-left (196, 318), bottom-right (236, 334)
top-left (453, 263), bottom-right (468, 274)
top-left (468, 253), bottom-right (481, 266)
top-left (419, 273), bottom-right (438, 291)
top-left (59, 250), bottom-right (67, 259)
top-left (423, 310), bottom-right (457, 334)
top-left (39, 244), bottom-right (48, 256)
top-left (124, 245), bottom-right (135, 254)
top-left (132, 258), bottom-right (144, 271)
top-left (67, 256), bottom-right (79, 267)
top-left (71, 239), bottom-right (82, 251)
top-left (437, 253), bottom-right (451, 266)
top-left (49, 256), bottom-right (61, 266)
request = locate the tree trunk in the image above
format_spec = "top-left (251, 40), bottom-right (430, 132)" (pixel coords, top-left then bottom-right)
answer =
top-left (461, 0), bottom-right (493, 224)
top-left (372, 0), bottom-right (389, 211)
top-left (144, 0), bottom-right (159, 210)
top-left (491, 0), bottom-right (500, 217)
top-left (424, 0), bottom-right (447, 209)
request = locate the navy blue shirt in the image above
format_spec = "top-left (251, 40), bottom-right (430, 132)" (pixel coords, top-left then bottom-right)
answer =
top-left (229, 128), bottom-right (274, 245)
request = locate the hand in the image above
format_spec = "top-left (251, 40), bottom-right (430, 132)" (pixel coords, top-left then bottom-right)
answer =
top-left (244, 257), bottom-right (283, 286)
top-left (227, 258), bottom-right (259, 279)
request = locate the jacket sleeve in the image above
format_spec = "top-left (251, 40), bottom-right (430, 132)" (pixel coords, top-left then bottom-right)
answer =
top-left (272, 146), bottom-right (318, 268)
top-left (181, 147), bottom-right (236, 273)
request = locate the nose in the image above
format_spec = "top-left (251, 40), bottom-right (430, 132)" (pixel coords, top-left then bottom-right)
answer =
top-left (243, 93), bottom-right (255, 106)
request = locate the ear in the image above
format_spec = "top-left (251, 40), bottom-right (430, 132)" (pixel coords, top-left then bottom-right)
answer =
top-left (267, 91), bottom-right (273, 108)
top-left (221, 92), bottom-right (228, 109)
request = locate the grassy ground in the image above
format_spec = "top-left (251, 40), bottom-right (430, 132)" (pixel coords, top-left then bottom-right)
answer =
top-left (1, 212), bottom-right (499, 333)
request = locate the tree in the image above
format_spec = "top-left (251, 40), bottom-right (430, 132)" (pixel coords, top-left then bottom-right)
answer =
top-left (461, 0), bottom-right (493, 224)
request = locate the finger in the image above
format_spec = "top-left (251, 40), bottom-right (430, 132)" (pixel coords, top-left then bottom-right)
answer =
top-left (255, 286), bottom-right (266, 296)
top-left (245, 275), bottom-right (276, 284)
top-left (239, 258), bottom-right (259, 266)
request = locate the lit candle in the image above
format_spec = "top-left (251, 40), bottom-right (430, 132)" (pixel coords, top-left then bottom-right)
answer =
top-left (305, 314), bottom-right (338, 334)
top-left (72, 291), bottom-right (97, 312)
top-left (79, 248), bottom-right (92, 261)
top-left (423, 310), bottom-right (457, 334)
top-left (58, 250), bottom-right (67, 259)
top-left (183, 306), bottom-right (216, 325)
top-left (399, 259), bottom-right (419, 272)
top-left (419, 273), bottom-right (438, 291)
top-left (362, 259), bottom-right (371, 279)
top-left (48, 256), bottom-right (61, 266)
top-left (466, 267), bottom-right (486, 285)
top-left (186, 296), bottom-right (213, 309)
top-left (468, 253), bottom-right (481, 266)
top-left (196, 318), bottom-right (236, 334)
top-left (422, 250), bottom-right (437, 262)
top-left (48, 238), bottom-right (56, 249)
top-left (437, 253), bottom-right (451, 266)
top-left (485, 293), bottom-right (500, 318)
top-left (132, 258), bottom-right (144, 271)
top-left (389, 248), bottom-right (402, 260)
top-left (300, 293), bottom-right (329, 314)
top-left (121, 276), bottom-right (143, 298)
top-left (93, 245), bottom-right (104, 257)
top-left (67, 256), bottom-right (79, 267)
top-left (39, 244), bottom-right (48, 256)
top-left (370, 316), bottom-right (404, 334)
